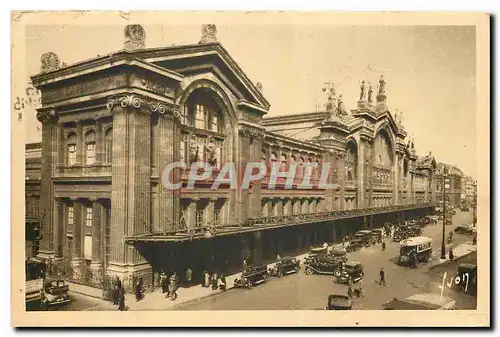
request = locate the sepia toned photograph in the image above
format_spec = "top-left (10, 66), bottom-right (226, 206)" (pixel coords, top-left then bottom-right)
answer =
top-left (11, 11), bottom-right (490, 327)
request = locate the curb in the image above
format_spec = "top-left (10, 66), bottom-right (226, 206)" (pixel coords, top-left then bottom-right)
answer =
top-left (428, 249), bottom-right (477, 270)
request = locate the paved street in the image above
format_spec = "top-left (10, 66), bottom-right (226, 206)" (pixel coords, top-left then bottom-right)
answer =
top-left (171, 210), bottom-right (475, 310)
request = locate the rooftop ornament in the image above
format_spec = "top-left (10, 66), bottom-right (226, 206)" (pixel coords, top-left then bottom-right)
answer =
top-left (124, 24), bottom-right (146, 50)
top-left (199, 24), bottom-right (218, 44)
top-left (40, 52), bottom-right (61, 73)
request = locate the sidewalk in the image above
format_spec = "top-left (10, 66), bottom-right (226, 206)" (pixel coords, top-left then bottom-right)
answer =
top-left (430, 241), bottom-right (477, 269)
top-left (69, 252), bottom-right (310, 311)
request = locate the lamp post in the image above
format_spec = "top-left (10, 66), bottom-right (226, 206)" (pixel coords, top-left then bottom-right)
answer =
top-left (441, 168), bottom-right (449, 259)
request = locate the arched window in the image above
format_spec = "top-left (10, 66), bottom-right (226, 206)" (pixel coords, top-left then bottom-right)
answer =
top-left (186, 89), bottom-right (223, 133)
top-left (279, 154), bottom-right (287, 172)
top-left (67, 133), bottom-right (77, 166)
top-left (85, 131), bottom-right (96, 165)
top-left (105, 128), bottom-right (113, 164)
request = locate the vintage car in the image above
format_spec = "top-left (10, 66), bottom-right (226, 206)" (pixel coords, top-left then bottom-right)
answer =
top-left (354, 230), bottom-right (373, 247)
top-left (398, 236), bottom-right (433, 266)
top-left (335, 261), bottom-right (364, 284)
top-left (345, 238), bottom-right (363, 252)
top-left (41, 277), bottom-right (72, 309)
top-left (382, 293), bottom-right (456, 310)
top-left (454, 263), bottom-right (477, 296)
top-left (454, 224), bottom-right (475, 235)
top-left (408, 225), bottom-right (423, 236)
top-left (324, 294), bottom-right (352, 310)
top-left (330, 244), bottom-right (348, 262)
top-left (304, 255), bottom-right (344, 276)
top-left (25, 278), bottom-right (44, 311)
top-left (268, 257), bottom-right (301, 277)
top-left (372, 229), bottom-right (384, 243)
top-left (234, 264), bottom-right (269, 289)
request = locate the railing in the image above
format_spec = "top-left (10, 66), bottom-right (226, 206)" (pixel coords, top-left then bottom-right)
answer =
top-left (243, 202), bottom-right (435, 227)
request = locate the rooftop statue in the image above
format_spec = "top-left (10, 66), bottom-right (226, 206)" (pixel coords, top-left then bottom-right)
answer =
top-left (200, 24), bottom-right (218, 44)
top-left (359, 80), bottom-right (367, 101)
top-left (40, 52), bottom-right (60, 73)
top-left (367, 82), bottom-right (373, 104)
top-left (124, 24), bottom-right (146, 49)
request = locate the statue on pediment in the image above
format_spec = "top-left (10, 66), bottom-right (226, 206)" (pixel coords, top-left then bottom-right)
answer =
top-left (124, 24), bottom-right (146, 49)
top-left (40, 52), bottom-right (60, 73)
top-left (200, 24), bottom-right (218, 44)
top-left (256, 82), bottom-right (263, 93)
top-left (338, 94), bottom-right (349, 116)
top-left (367, 82), bottom-right (373, 105)
top-left (359, 80), bottom-right (367, 101)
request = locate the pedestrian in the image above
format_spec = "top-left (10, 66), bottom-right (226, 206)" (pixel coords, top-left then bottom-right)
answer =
top-left (243, 259), bottom-right (248, 268)
top-left (357, 278), bottom-right (364, 297)
top-left (449, 249), bottom-right (454, 261)
top-left (169, 272), bottom-right (179, 300)
top-left (135, 277), bottom-right (143, 302)
top-left (347, 284), bottom-right (354, 298)
top-left (203, 270), bottom-right (210, 288)
top-left (379, 268), bottom-right (386, 286)
top-left (218, 274), bottom-right (227, 291)
top-left (185, 268), bottom-right (192, 287)
top-left (211, 271), bottom-right (218, 291)
top-left (472, 234), bottom-right (477, 245)
top-left (113, 276), bottom-right (121, 305)
top-left (118, 286), bottom-right (126, 311)
top-left (276, 254), bottom-right (281, 261)
top-left (381, 241), bottom-right (386, 251)
top-left (160, 272), bottom-right (168, 293)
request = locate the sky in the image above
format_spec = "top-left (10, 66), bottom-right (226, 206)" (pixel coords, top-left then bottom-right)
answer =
top-left (19, 24), bottom-right (477, 179)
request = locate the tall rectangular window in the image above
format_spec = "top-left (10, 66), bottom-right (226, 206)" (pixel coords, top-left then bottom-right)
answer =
top-left (211, 115), bottom-right (219, 133)
top-left (85, 207), bottom-right (92, 227)
top-left (32, 198), bottom-right (39, 215)
top-left (196, 204), bottom-right (204, 227)
top-left (85, 142), bottom-right (95, 165)
top-left (195, 105), bottom-right (208, 130)
top-left (67, 206), bottom-right (74, 225)
top-left (68, 144), bottom-right (76, 165)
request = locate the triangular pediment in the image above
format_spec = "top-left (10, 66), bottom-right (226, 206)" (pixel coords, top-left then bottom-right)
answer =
top-left (132, 43), bottom-right (270, 111)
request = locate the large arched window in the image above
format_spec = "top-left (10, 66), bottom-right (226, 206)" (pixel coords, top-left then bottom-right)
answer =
top-left (67, 133), bottom-right (77, 166)
top-left (105, 128), bottom-right (113, 164)
top-left (185, 88), bottom-right (223, 133)
top-left (85, 130), bottom-right (96, 165)
top-left (372, 130), bottom-right (394, 185)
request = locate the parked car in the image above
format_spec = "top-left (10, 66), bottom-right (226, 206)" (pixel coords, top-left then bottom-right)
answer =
top-left (324, 294), bottom-right (352, 310)
top-left (41, 277), bottom-right (72, 310)
top-left (234, 264), bottom-right (269, 289)
top-left (335, 261), bottom-right (364, 284)
top-left (268, 257), bottom-right (301, 277)
top-left (304, 255), bottom-right (344, 276)
top-left (454, 225), bottom-right (475, 235)
top-left (382, 293), bottom-right (456, 310)
top-left (454, 263), bottom-right (477, 296)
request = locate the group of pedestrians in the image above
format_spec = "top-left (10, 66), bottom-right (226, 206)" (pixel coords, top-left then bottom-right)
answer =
top-left (202, 270), bottom-right (227, 291)
top-left (110, 276), bottom-right (126, 311)
top-left (160, 271), bottom-right (179, 300)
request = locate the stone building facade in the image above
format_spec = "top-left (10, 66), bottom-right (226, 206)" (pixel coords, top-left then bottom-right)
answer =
top-left (435, 163), bottom-right (464, 207)
top-left (28, 24), bottom-right (440, 290)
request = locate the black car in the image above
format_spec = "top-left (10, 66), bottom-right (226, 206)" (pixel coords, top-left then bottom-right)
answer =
top-left (325, 294), bottom-right (352, 310)
top-left (454, 225), bottom-right (475, 235)
top-left (268, 257), bottom-right (301, 277)
top-left (335, 261), bottom-right (364, 284)
top-left (234, 264), bottom-right (269, 289)
top-left (304, 256), bottom-right (344, 276)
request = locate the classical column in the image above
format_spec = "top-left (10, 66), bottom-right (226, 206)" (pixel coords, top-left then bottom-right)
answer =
top-left (36, 108), bottom-right (58, 259)
top-left (95, 118), bottom-right (104, 164)
top-left (89, 198), bottom-right (103, 274)
top-left (186, 198), bottom-right (198, 228)
top-left (57, 123), bottom-right (65, 166)
top-left (71, 200), bottom-right (83, 279)
top-left (206, 198), bottom-right (215, 223)
top-left (393, 152), bottom-right (400, 205)
top-left (76, 121), bottom-right (84, 165)
top-left (107, 96), bottom-right (155, 271)
top-left (357, 140), bottom-right (365, 208)
top-left (53, 197), bottom-right (64, 259)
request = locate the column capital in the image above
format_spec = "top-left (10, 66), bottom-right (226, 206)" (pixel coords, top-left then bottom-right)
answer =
top-left (69, 196), bottom-right (79, 201)
top-left (89, 197), bottom-right (98, 202)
